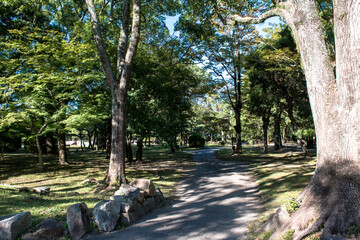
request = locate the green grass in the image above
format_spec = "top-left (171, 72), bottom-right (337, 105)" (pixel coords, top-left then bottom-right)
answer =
top-left (216, 144), bottom-right (316, 240)
top-left (0, 145), bottom-right (194, 227)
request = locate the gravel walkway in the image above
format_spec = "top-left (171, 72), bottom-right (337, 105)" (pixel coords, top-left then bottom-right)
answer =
top-left (85, 148), bottom-right (262, 240)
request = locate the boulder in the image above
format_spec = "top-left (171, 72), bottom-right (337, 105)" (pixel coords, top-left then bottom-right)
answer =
top-left (114, 184), bottom-right (146, 202)
top-left (22, 219), bottom-right (64, 240)
top-left (129, 179), bottom-right (156, 197)
top-left (0, 211), bottom-right (32, 240)
top-left (154, 188), bottom-right (166, 206)
top-left (120, 207), bottom-right (146, 226)
top-left (66, 203), bottom-right (91, 240)
top-left (93, 201), bottom-right (120, 232)
top-left (143, 197), bottom-right (156, 214)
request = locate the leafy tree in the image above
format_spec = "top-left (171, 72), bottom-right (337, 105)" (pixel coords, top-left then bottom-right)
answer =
top-left (0, 27), bottom-right (100, 170)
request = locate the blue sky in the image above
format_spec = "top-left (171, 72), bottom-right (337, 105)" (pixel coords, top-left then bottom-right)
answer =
top-left (165, 15), bottom-right (282, 37)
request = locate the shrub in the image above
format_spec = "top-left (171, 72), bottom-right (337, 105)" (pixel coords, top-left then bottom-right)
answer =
top-left (188, 134), bottom-right (205, 148)
top-left (0, 134), bottom-right (22, 152)
top-left (281, 193), bottom-right (302, 215)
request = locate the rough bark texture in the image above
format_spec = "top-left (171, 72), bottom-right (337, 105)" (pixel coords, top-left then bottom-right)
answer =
top-left (35, 135), bottom-right (44, 172)
top-left (273, 115), bottom-right (282, 150)
top-left (58, 124), bottom-right (68, 165)
top-left (86, 0), bottom-right (141, 186)
top-left (234, 0), bottom-right (360, 239)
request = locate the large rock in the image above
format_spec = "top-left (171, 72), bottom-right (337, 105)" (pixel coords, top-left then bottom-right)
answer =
top-left (120, 207), bottom-right (146, 226)
top-left (0, 211), bottom-right (32, 240)
top-left (143, 197), bottom-right (156, 214)
top-left (130, 179), bottom-right (156, 197)
top-left (22, 219), bottom-right (64, 240)
top-left (66, 203), bottom-right (90, 240)
top-left (93, 201), bottom-right (120, 232)
top-left (114, 184), bottom-right (144, 202)
top-left (110, 196), bottom-right (140, 213)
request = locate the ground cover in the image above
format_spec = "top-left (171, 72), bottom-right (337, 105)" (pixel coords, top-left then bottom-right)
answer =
top-left (0, 146), bottom-right (194, 228)
top-left (216, 144), bottom-right (317, 239)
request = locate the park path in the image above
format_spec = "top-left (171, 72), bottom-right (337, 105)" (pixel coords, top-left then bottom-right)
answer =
top-left (85, 148), bottom-right (262, 240)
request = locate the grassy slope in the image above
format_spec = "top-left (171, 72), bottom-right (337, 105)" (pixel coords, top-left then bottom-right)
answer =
top-left (0, 146), bottom-right (194, 227)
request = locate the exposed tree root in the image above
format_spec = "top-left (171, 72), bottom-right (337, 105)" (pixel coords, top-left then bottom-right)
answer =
top-left (267, 165), bottom-right (360, 240)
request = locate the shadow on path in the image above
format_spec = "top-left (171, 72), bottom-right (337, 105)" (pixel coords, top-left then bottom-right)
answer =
top-left (85, 148), bottom-right (262, 240)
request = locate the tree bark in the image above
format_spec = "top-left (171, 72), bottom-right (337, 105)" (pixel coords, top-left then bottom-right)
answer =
top-left (273, 115), bottom-right (282, 150)
top-left (233, 0), bottom-right (360, 238)
top-left (35, 135), bottom-right (44, 172)
top-left (262, 115), bottom-right (270, 154)
top-left (58, 124), bottom-right (68, 165)
top-left (105, 118), bottom-right (111, 159)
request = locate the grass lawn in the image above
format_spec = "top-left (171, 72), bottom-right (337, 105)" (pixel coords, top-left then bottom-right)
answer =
top-left (0, 145), bottom-right (194, 228)
top-left (216, 144), bottom-right (316, 239)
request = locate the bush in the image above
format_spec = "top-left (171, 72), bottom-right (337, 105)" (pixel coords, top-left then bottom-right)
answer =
top-left (189, 134), bottom-right (205, 148)
top-left (0, 134), bottom-right (22, 152)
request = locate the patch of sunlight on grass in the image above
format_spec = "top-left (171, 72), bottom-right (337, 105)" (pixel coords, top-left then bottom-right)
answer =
top-left (0, 145), bottom-right (194, 229)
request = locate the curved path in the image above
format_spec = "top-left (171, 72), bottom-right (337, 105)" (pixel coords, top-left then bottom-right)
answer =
top-left (85, 148), bottom-right (262, 240)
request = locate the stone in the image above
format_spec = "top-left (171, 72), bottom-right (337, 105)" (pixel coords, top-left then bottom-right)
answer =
top-left (22, 219), bottom-right (64, 240)
top-left (156, 188), bottom-right (165, 202)
top-left (129, 179), bottom-right (156, 197)
top-left (93, 201), bottom-right (120, 232)
top-left (34, 187), bottom-right (50, 194)
top-left (120, 207), bottom-right (146, 226)
top-left (66, 203), bottom-right (91, 240)
top-left (114, 184), bottom-right (141, 201)
top-left (0, 211), bottom-right (32, 240)
top-left (143, 197), bottom-right (156, 214)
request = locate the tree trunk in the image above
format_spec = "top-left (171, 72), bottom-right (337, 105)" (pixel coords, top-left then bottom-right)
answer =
top-left (106, 96), bottom-right (127, 186)
top-left (234, 111), bottom-right (242, 153)
top-left (233, 1), bottom-right (360, 239)
top-left (262, 115), bottom-right (270, 154)
top-left (86, 0), bottom-right (141, 187)
top-left (136, 137), bottom-right (143, 162)
top-left (35, 135), bottom-right (44, 172)
top-left (58, 124), bottom-right (68, 165)
top-left (126, 141), bottom-right (133, 163)
top-left (273, 116), bottom-right (282, 150)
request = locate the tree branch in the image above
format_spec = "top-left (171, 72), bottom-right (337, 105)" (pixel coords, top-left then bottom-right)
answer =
top-left (85, 0), bottom-right (115, 87)
top-left (230, 7), bottom-right (286, 25)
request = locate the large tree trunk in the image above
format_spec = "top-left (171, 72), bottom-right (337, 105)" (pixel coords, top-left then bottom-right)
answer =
top-left (106, 95), bottom-right (127, 186)
top-left (234, 0), bottom-right (360, 239)
top-left (58, 124), bottom-right (68, 165)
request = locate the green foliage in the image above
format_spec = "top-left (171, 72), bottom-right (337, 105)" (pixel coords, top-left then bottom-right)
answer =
top-left (188, 134), bottom-right (205, 148)
top-left (346, 223), bottom-right (360, 236)
top-left (0, 133), bottom-right (22, 153)
top-left (281, 228), bottom-right (295, 240)
top-left (281, 193), bottom-right (302, 215)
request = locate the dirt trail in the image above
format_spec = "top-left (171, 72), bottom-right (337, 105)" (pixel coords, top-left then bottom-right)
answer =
top-left (85, 148), bottom-right (262, 240)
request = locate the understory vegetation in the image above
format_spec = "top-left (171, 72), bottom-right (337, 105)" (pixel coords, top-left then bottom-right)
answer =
top-left (0, 146), bottom-right (194, 227)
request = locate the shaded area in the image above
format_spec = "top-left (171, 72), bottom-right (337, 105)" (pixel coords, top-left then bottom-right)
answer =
top-left (85, 148), bottom-right (262, 240)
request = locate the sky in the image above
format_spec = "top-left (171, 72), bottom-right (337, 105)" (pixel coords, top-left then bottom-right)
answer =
top-left (165, 15), bottom-right (282, 37)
